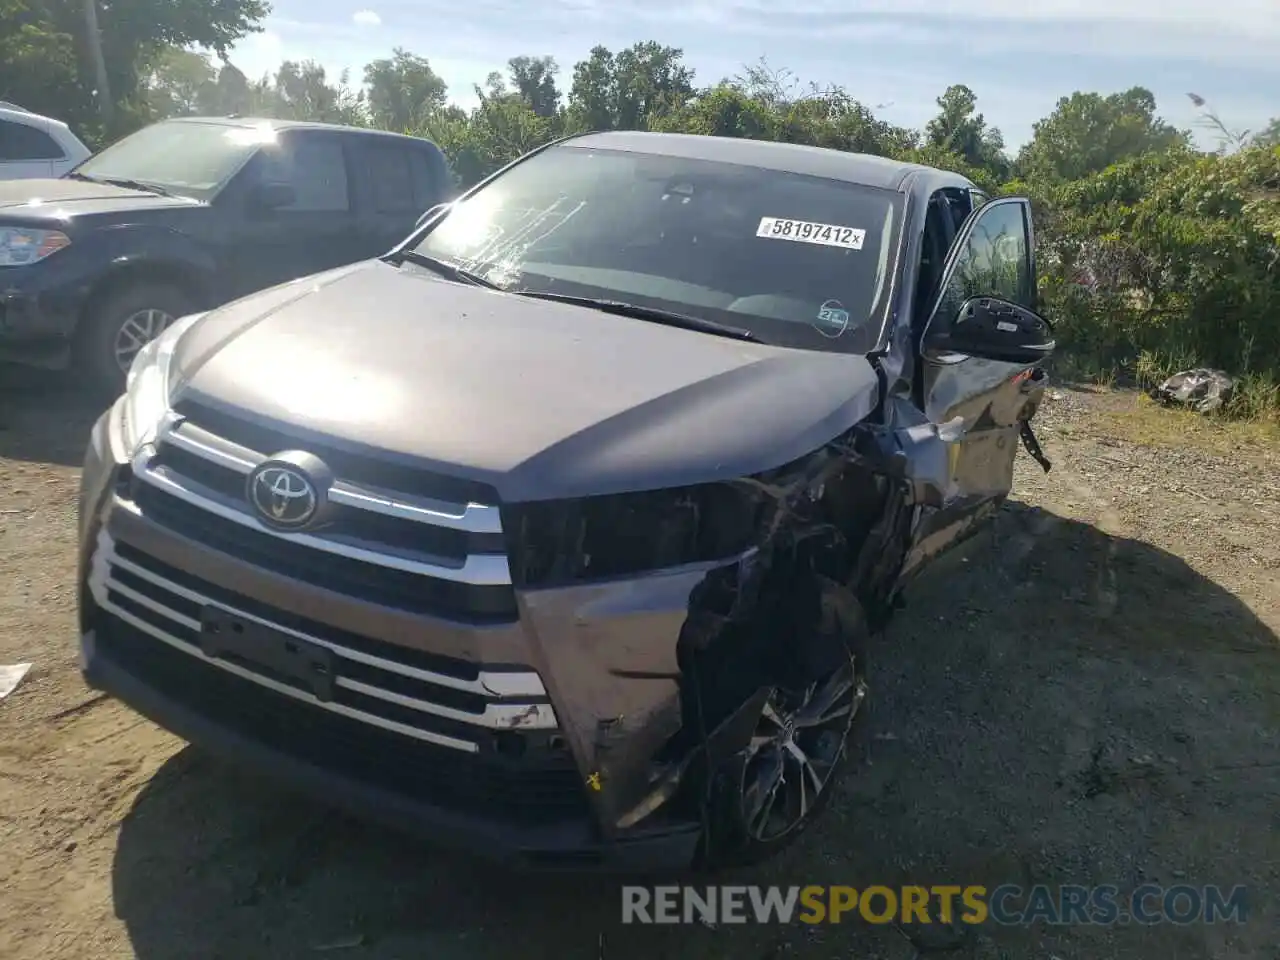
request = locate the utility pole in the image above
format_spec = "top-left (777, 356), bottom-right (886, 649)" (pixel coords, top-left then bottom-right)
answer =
top-left (82, 0), bottom-right (112, 126)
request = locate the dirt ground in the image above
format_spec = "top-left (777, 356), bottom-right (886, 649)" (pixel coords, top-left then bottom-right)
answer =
top-left (1, 369), bottom-right (1278, 960)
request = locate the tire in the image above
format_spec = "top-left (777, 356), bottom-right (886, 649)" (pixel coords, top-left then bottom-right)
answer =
top-left (75, 282), bottom-right (192, 397)
top-left (698, 619), bottom-right (870, 871)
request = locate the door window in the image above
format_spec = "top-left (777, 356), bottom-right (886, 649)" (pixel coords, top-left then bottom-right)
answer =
top-left (407, 148), bottom-right (444, 207)
top-left (258, 136), bottom-right (350, 211)
top-left (932, 200), bottom-right (1033, 324)
top-left (913, 194), bottom-right (954, 333)
top-left (0, 119), bottom-right (63, 161)
top-left (363, 143), bottom-right (416, 213)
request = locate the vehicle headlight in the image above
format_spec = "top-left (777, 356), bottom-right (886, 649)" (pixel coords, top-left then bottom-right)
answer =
top-left (0, 227), bottom-right (71, 266)
top-left (120, 313), bottom-right (204, 454)
top-left (503, 484), bottom-right (761, 586)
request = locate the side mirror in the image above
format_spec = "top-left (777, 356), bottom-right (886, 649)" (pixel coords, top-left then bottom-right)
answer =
top-left (414, 202), bottom-right (451, 231)
top-left (249, 181), bottom-right (296, 212)
top-left (925, 296), bottom-right (1055, 364)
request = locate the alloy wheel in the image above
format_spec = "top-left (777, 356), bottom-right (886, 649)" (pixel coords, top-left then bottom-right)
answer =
top-left (113, 308), bottom-right (174, 373)
top-left (739, 653), bottom-right (866, 843)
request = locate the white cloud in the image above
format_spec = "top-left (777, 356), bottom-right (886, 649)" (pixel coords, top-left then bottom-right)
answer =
top-left (352, 9), bottom-right (382, 26)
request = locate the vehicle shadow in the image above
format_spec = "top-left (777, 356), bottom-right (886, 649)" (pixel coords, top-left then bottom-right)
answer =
top-left (0, 364), bottom-right (107, 467)
top-left (111, 502), bottom-right (1280, 960)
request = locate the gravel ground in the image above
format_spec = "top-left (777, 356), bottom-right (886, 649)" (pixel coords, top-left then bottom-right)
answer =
top-left (1, 373), bottom-right (1278, 959)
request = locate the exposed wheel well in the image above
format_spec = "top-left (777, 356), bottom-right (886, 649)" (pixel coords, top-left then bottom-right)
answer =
top-left (666, 457), bottom-right (911, 766)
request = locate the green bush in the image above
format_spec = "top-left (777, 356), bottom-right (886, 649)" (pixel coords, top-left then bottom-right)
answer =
top-left (1033, 145), bottom-right (1280, 415)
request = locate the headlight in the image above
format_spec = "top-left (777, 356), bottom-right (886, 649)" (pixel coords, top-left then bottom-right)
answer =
top-left (503, 485), bottom-right (760, 586)
top-left (0, 227), bottom-right (71, 266)
top-left (120, 313), bottom-right (204, 454)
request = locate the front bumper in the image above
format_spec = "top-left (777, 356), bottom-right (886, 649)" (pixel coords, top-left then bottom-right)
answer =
top-left (75, 401), bottom-right (717, 871)
top-left (0, 248), bottom-right (97, 365)
top-left (79, 622), bottom-right (699, 870)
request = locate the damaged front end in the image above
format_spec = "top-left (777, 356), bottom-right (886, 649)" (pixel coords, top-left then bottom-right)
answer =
top-left (501, 430), bottom-right (918, 860)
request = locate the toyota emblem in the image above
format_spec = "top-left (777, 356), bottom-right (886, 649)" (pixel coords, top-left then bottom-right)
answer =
top-left (246, 452), bottom-right (333, 530)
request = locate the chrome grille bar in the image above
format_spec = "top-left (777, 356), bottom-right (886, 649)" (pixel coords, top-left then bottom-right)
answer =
top-left (102, 541), bottom-right (541, 699)
top-left (160, 418), bottom-right (503, 535)
top-left (130, 444), bottom-right (512, 586)
top-left (89, 531), bottom-right (559, 750)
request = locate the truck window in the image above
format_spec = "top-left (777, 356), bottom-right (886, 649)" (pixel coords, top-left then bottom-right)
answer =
top-left (407, 147), bottom-right (446, 208)
top-left (364, 142), bottom-right (417, 213)
top-left (0, 119), bottom-right (63, 161)
top-left (258, 135), bottom-right (350, 212)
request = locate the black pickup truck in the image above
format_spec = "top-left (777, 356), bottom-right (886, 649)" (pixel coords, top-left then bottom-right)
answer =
top-left (0, 116), bottom-right (452, 392)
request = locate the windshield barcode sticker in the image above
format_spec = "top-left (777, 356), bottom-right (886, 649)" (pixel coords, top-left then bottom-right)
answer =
top-left (756, 217), bottom-right (866, 250)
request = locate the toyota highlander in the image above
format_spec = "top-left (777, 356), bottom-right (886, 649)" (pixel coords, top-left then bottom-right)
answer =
top-left (76, 131), bottom-right (1054, 870)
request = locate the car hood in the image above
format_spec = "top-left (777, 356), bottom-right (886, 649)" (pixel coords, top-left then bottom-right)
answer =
top-left (0, 178), bottom-right (201, 218)
top-left (171, 260), bottom-right (881, 502)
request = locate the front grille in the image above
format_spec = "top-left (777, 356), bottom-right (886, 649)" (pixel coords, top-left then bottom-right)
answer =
top-left (113, 541), bottom-right (480, 679)
top-left (126, 404), bottom-right (516, 624)
top-left (89, 531), bottom-right (556, 747)
top-left (95, 616), bottom-right (589, 824)
top-left (174, 399), bottom-right (499, 505)
top-left (152, 443), bottom-right (500, 559)
top-left (130, 483), bottom-right (516, 621)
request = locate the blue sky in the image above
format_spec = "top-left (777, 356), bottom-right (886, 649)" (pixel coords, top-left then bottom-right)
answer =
top-left (224, 0), bottom-right (1279, 152)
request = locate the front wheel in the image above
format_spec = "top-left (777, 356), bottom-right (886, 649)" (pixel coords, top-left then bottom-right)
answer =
top-left (701, 638), bottom-right (868, 869)
top-left (75, 282), bottom-right (192, 396)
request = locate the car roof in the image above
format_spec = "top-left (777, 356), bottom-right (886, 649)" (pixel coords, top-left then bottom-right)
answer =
top-left (0, 104), bottom-right (73, 131)
top-left (164, 115), bottom-right (436, 144)
top-left (561, 130), bottom-right (973, 193)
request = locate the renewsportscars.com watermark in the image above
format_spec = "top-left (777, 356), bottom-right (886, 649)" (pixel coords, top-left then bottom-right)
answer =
top-left (621, 884), bottom-right (1249, 926)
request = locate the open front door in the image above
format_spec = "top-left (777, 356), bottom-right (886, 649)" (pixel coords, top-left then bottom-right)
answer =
top-left (901, 195), bottom-right (1050, 572)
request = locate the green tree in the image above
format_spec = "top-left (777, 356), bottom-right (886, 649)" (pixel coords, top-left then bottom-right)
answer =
top-left (1017, 88), bottom-right (1188, 183)
top-left (507, 55), bottom-right (560, 118)
top-left (567, 45), bottom-right (617, 131)
top-left (142, 46), bottom-right (218, 117)
top-left (418, 84), bottom-right (551, 187)
top-left (209, 62), bottom-right (254, 115)
top-left (0, 0), bottom-right (81, 125)
top-left (363, 48), bottom-right (448, 130)
top-left (649, 84), bottom-right (775, 140)
top-left (257, 60), bottom-right (366, 124)
top-left (1251, 117), bottom-right (1280, 148)
top-left (925, 84), bottom-right (1010, 181)
top-left (0, 0), bottom-right (267, 141)
top-left (567, 42), bottom-right (694, 131)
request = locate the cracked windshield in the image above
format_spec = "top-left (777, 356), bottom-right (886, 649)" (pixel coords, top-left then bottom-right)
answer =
top-left (410, 146), bottom-right (901, 352)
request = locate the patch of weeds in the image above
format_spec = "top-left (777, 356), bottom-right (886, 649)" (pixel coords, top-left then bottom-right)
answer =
top-left (1092, 393), bottom-right (1280, 455)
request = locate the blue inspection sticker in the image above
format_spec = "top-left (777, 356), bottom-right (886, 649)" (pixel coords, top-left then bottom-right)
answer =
top-left (815, 299), bottom-right (850, 337)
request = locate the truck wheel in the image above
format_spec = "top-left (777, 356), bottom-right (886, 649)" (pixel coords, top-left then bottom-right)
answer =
top-left (76, 282), bottom-right (192, 396)
top-left (699, 634), bottom-right (869, 870)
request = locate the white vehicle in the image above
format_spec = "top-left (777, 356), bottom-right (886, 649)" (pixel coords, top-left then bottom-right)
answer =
top-left (0, 104), bottom-right (92, 180)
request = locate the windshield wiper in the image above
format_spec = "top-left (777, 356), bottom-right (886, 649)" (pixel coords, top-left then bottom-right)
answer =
top-left (393, 253), bottom-right (761, 343)
top-left (513, 292), bottom-right (763, 343)
top-left (394, 250), bottom-right (503, 289)
top-left (66, 172), bottom-right (176, 197)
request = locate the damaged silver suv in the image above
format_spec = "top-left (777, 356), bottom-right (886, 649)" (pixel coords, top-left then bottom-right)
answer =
top-left (76, 131), bottom-right (1054, 870)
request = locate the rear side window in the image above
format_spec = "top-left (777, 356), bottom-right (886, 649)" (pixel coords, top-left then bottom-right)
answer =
top-left (407, 148), bottom-right (446, 206)
top-left (361, 141), bottom-right (446, 211)
top-left (364, 143), bottom-right (416, 213)
top-left (0, 119), bottom-right (63, 161)
top-left (259, 135), bottom-right (351, 212)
